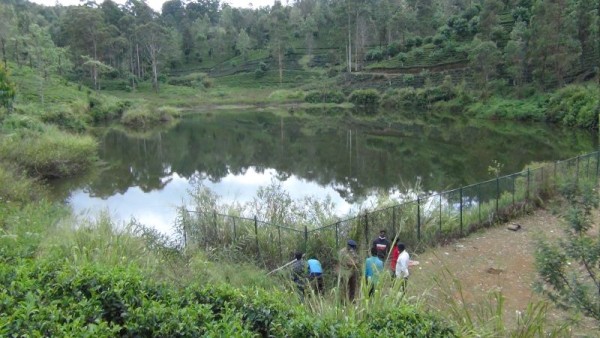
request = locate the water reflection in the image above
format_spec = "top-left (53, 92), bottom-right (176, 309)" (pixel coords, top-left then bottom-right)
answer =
top-left (54, 111), bottom-right (598, 233)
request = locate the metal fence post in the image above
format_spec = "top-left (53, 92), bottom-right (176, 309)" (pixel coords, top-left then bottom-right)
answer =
top-left (459, 188), bottom-right (463, 235)
top-left (304, 226), bottom-right (308, 251)
top-left (439, 194), bottom-right (442, 234)
top-left (478, 184), bottom-right (481, 224)
top-left (554, 161), bottom-right (558, 189)
top-left (596, 151), bottom-right (600, 179)
top-left (417, 197), bottom-right (421, 241)
top-left (278, 226), bottom-right (282, 262)
top-left (575, 155), bottom-right (580, 183)
top-left (512, 175), bottom-right (516, 206)
top-left (364, 213), bottom-right (369, 246)
top-left (526, 168), bottom-right (530, 201)
top-left (392, 207), bottom-right (397, 236)
top-left (586, 155), bottom-right (590, 178)
top-left (495, 177), bottom-right (500, 220)
top-left (254, 216), bottom-right (259, 258)
top-left (213, 211), bottom-right (218, 240)
top-left (335, 222), bottom-right (339, 249)
top-left (233, 218), bottom-right (237, 242)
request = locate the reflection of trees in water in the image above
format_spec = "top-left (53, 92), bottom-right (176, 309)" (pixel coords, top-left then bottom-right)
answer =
top-left (79, 111), bottom-right (596, 201)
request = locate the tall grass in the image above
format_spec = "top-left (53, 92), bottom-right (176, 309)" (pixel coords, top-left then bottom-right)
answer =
top-left (0, 125), bottom-right (97, 178)
top-left (424, 264), bottom-right (570, 337)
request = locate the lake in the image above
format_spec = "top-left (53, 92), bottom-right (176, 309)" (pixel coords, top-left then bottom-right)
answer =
top-left (51, 110), bottom-right (598, 234)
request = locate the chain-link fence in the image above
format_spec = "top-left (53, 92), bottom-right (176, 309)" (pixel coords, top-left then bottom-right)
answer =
top-left (176, 151), bottom-right (600, 270)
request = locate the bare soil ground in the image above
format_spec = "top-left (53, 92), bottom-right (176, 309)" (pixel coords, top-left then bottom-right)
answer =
top-left (408, 208), bottom-right (599, 336)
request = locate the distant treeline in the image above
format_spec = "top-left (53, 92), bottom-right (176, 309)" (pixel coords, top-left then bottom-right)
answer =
top-left (0, 0), bottom-right (598, 91)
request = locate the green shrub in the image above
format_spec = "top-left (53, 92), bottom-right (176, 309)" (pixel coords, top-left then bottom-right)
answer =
top-left (40, 105), bottom-right (88, 132)
top-left (545, 84), bottom-right (599, 129)
top-left (304, 90), bottom-right (346, 104)
top-left (0, 114), bottom-right (44, 132)
top-left (88, 93), bottom-right (129, 122)
top-left (255, 62), bottom-right (269, 79)
top-left (0, 163), bottom-right (43, 205)
top-left (167, 72), bottom-right (210, 88)
top-left (121, 105), bottom-right (180, 129)
top-left (0, 126), bottom-right (97, 178)
top-left (348, 89), bottom-right (380, 106)
top-left (366, 48), bottom-right (385, 61)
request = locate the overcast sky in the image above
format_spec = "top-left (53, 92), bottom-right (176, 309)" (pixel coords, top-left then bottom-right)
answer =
top-left (29, 0), bottom-right (276, 12)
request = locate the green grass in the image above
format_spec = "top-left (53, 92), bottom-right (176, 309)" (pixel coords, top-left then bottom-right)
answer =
top-left (0, 125), bottom-right (98, 178)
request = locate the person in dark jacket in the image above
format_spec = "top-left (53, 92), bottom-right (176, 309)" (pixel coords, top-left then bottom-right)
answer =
top-left (291, 252), bottom-right (306, 301)
top-left (371, 229), bottom-right (391, 259)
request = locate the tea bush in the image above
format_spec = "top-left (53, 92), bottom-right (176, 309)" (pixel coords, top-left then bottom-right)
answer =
top-left (348, 89), bottom-right (380, 106)
top-left (304, 90), bottom-right (346, 104)
top-left (0, 257), bottom-right (456, 337)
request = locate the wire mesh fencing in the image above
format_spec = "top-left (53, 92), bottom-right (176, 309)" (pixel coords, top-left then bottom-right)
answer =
top-left (175, 151), bottom-right (600, 269)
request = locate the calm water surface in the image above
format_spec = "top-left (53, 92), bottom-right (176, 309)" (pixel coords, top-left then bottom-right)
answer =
top-left (52, 111), bottom-right (598, 234)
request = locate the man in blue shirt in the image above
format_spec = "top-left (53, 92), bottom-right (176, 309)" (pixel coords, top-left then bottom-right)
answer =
top-left (365, 247), bottom-right (384, 297)
top-left (307, 257), bottom-right (324, 295)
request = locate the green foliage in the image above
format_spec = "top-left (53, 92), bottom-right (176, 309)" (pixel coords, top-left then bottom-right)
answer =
top-left (535, 177), bottom-right (600, 322)
top-left (0, 63), bottom-right (16, 108)
top-left (303, 90), bottom-right (345, 104)
top-left (348, 89), bottom-right (380, 107)
top-left (120, 105), bottom-right (180, 129)
top-left (88, 93), bottom-right (130, 122)
top-left (0, 163), bottom-right (43, 205)
top-left (545, 84), bottom-right (599, 129)
top-left (255, 62), bottom-right (269, 79)
top-left (381, 84), bottom-right (457, 109)
top-left (366, 47), bottom-right (385, 62)
top-left (0, 126), bottom-right (97, 178)
top-left (167, 72), bottom-right (211, 88)
top-left (40, 105), bottom-right (88, 132)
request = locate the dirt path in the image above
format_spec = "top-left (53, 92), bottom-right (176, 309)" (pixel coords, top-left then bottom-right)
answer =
top-left (408, 208), bottom-right (598, 335)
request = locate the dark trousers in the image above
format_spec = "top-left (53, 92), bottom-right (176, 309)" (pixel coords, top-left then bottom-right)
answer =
top-left (348, 272), bottom-right (358, 302)
top-left (309, 273), bottom-right (324, 295)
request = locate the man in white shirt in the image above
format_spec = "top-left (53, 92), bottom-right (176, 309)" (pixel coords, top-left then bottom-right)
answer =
top-left (395, 242), bottom-right (409, 290)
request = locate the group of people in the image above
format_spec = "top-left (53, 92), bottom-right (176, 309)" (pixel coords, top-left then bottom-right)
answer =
top-left (290, 229), bottom-right (410, 302)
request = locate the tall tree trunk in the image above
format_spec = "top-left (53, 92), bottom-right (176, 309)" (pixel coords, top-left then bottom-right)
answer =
top-left (14, 39), bottom-right (19, 67)
top-left (278, 45), bottom-right (283, 84)
top-left (136, 43), bottom-right (141, 78)
top-left (355, 11), bottom-right (359, 72)
top-left (347, 12), bottom-right (352, 73)
top-left (130, 46), bottom-right (136, 90)
top-left (151, 54), bottom-right (158, 93)
top-left (1, 38), bottom-right (6, 68)
top-left (93, 39), bottom-right (98, 90)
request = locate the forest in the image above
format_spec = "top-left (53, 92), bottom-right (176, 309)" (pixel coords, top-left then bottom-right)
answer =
top-left (1, 0), bottom-right (600, 336)
top-left (0, 0), bottom-right (598, 105)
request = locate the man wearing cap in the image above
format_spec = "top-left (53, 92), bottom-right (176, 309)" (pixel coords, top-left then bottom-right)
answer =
top-left (338, 239), bottom-right (359, 303)
top-left (371, 229), bottom-right (391, 260)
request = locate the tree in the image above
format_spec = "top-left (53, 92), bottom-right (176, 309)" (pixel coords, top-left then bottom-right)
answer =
top-left (529, 0), bottom-right (581, 87)
top-left (28, 24), bottom-right (70, 104)
top-left (60, 5), bottom-right (109, 89)
top-left (535, 178), bottom-right (600, 322)
top-left (138, 21), bottom-right (168, 92)
top-left (504, 20), bottom-right (528, 87)
top-left (469, 38), bottom-right (501, 90)
top-left (0, 3), bottom-right (17, 68)
top-left (268, 1), bottom-right (291, 84)
top-left (235, 29), bottom-right (251, 60)
top-left (0, 63), bottom-right (16, 109)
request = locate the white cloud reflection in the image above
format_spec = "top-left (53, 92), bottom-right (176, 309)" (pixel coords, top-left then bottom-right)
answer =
top-left (68, 167), bottom-right (358, 236)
